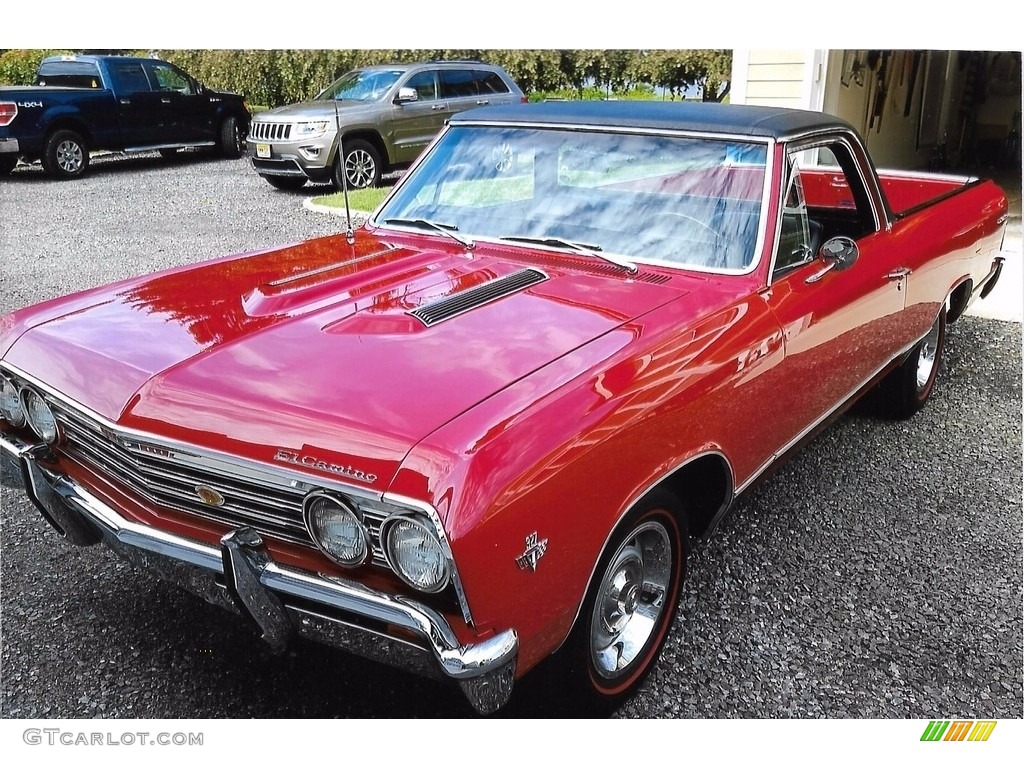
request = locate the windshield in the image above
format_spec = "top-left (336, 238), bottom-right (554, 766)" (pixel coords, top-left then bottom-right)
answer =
top-left (315, 69), bottom-right (404, 102)
top-left (373, 125), bottom-right (769, 272)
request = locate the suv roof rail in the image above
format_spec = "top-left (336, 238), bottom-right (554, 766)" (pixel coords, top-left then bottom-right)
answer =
top-left (428, 58), bottom-right (486, 64)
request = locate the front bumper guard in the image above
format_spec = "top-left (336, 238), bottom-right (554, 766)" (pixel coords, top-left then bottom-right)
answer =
top-left (1, 433), bottom-right (518, 714)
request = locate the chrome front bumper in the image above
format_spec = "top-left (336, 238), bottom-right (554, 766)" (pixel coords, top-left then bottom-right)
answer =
top-left (0, 433), bottom-right (518, 714)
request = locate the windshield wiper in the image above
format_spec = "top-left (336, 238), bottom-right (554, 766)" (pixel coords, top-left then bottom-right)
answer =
top-left (383, 218), bottom-right (475, 250)
top-left (499, 235), bottom-right (637, 274)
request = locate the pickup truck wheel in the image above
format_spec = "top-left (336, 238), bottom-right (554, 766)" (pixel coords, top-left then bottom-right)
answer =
top-left (42, 130), bottom-right (89, 179)
top-left (0, 156), bottom-right (16, 175)
top-left (563, 489), bottom-right (686, 711)
top-left (334, 139), bottom-right (381, 189)
top-left (218, 116), bottom-right (243, 157)
top-left (263, 175), bottom-right (307, 191)
top-left (878, 307), bottom-right (946, 419)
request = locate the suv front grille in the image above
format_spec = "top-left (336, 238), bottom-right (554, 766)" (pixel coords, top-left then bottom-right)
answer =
top-left (250, 122), bottom-right (293, 141)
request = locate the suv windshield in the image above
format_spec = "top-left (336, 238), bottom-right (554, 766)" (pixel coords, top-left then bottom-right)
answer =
top-left (374, 125), bottom-right (769, 272)
top-left (315, 69), bottom-right (404, 102)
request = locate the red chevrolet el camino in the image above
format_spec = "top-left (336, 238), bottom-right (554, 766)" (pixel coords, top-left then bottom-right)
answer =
top-left (0, 102), bottom-right (1008, 714)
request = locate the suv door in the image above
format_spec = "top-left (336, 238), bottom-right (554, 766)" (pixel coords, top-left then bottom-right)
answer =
top-left (441, 68), bottom-right (506, 117)
top-left (390, 69), bottom-right (447, 164)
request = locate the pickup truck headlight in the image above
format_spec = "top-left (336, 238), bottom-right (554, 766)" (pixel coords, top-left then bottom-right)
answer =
top-left (21, 387), bottom-right (60, 444)
top-left (294, 121), bottom-right (329, 138)
top-left (382, 515), bottom-right (451, 593)
top-left (0, 375), bottom-right (27, 427)
top-left (303, 491), bottom-right (370, 567)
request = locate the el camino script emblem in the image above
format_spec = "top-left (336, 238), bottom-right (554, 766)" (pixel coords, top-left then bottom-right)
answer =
top-left (194, 485), bottom-right (225, 507)
top-left (516, 532), bottom-right (548, 572)
top-left (274, 449), bottom-right (378, 484)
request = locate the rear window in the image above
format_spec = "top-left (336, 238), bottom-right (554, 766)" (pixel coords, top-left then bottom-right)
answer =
top-left (36, 60), bottom-right (103, 88)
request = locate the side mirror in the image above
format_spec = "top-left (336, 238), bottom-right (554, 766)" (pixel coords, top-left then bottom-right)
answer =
top-left (819, 236), bottom-right (859, 271)
top-left (805, 236), bottom-right (859, 284)
top-left (395, 87), bottom-right (418, 104)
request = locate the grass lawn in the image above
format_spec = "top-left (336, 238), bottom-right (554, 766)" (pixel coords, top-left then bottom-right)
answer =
top-left (311, 187), bottom-right (391, 213)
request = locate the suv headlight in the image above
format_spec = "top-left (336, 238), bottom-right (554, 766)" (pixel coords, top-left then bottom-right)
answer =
top-left (303, 491), bottom-right (370, 567)
top-left (382, 514), bottom-right (451, 593)
top-left (294, 121), bottom-right (329, 138)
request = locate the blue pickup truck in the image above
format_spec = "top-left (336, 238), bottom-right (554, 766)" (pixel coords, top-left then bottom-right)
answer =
top-left (0, 54), bottom-right (251, 179)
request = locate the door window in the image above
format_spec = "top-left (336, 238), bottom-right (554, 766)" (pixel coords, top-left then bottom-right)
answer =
top-left (404, 71), bottom-right (439, 101)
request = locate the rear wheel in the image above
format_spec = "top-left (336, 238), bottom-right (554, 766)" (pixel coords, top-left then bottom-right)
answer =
top-left (877, 307), bottom-right (946, 419)
top-left (562, 489), bottom-right (686, 711)
top-left (262, 175), bottom-right (307, 191)
top-left (333, 138), bottom-right (382, 189)
top-left (42, 129), bottom-right (89, 179)
top-left (0, 155), bottom-right (16, 175)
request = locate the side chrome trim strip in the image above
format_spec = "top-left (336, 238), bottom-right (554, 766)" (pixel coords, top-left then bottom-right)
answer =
top-left (734, 326), bottom-right (932, 496)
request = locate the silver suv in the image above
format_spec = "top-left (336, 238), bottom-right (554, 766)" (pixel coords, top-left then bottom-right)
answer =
top-left (247, 61), bottom-right (525, 191)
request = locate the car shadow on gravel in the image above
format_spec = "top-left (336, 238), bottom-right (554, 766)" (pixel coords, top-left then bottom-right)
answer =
top-left (7, 151), bottom-right (238, 182)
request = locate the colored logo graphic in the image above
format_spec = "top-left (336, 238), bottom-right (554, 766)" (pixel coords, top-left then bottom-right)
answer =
top-left (921, 720), bottom-right (997, 742)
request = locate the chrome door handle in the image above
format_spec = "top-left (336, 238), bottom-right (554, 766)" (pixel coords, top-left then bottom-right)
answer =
top-left (475, 99), bottom-right (490, 106)
top-left (430, 104), bottom-right (446, 111)
top-left (161, 98), bottom-right (171, 104)
top-left (119, 99), bottom-right (131, 104)
top-left (886, 267), bottom-right (912, 280)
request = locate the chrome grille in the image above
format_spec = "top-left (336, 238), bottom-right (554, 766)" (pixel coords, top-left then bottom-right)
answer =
top-left (43, 396), bottom-right (390, 566)
top-left (250, 122), bottom-right (293, 141)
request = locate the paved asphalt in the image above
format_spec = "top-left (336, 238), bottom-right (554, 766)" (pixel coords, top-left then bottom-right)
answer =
top-left (0, 152), bottom-right (1021, 719)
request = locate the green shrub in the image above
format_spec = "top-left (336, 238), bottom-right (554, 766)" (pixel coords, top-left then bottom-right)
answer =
top-left (0, 49), bottom-right (73, 85)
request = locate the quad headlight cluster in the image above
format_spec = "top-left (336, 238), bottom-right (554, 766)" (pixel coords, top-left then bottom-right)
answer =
top-left (302, 489), bottom-right (451, 594)
top-left (0, 374), bottom-right (60, 444)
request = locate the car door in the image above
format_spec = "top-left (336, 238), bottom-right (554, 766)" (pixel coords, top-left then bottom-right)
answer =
top-left (106, 59), bottom-right (164, 147)
top-left (440, 68), bottom-right (493, 117)
top-left (760, 137), bottom-right (908, 453)
top-left (390, 69), bottom-right (447, 164)
top-left (143, 61), bottom-right (210, 144)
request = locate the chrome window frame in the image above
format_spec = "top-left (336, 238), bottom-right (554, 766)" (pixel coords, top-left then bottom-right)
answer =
top-left (369, 120), bottom-right (778, 277)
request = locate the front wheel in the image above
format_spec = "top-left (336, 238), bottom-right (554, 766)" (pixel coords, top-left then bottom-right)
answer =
top-left (218, 116), bottom-right (244, 157)
top-left (877, 307), bottom-right (946, 419)
top-left (333, 138), bottom-right (382, 190)
top-left (564, 489), bottom-right (686, 710)
top-left (42, 129), bottom-right (89, 179)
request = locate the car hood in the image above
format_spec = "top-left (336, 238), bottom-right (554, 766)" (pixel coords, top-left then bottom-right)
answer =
top-left (255, 100), bottom-right (375, 122)
top-left (3, 231), bottom-right (689, 492)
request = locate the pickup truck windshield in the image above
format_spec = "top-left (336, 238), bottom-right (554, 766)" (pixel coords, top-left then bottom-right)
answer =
top-left (374, 125), bottom-right (769, 272)
top-left (315, 69), bottom-right (404, 102)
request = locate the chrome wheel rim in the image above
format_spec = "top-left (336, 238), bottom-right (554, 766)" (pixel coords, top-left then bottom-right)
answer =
top-left (57, 140), bottom-right (83, 173)
top-left (590, 520), bottom-right (672, 680)
top-left (916, 315), bottom-right (942, 392)
top-left (345, 149), bottom-right (376, 188)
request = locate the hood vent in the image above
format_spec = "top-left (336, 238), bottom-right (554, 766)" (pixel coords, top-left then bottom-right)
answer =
top-left (409, 268), bottom-right (547, 327)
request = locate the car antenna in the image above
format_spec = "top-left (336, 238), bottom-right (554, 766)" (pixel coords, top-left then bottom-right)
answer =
top-left (333, 93), bottom-right (355, 245)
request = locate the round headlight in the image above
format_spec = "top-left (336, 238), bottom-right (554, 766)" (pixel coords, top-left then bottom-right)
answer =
top-left (0, 375), bottom-right (27, 427)
top-left (303, 491), bottom-right (369, 567)
top-left (383, 515), bottom-right (450, 593)
top-left (21, 387), bottom-right (60, 444)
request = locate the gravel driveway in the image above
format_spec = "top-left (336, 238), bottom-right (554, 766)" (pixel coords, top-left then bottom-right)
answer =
top-left (1, 152), bottom-right (1021, 719)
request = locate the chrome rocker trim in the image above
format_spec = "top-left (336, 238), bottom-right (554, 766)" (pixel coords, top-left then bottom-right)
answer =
top-left (0, 434), bottom-right (518, 715)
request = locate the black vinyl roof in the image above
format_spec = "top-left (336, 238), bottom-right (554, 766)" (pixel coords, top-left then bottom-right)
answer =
top-left (451, 100), bottom-right (857, 140)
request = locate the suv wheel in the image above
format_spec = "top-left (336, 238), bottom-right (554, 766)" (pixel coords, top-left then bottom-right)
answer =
top-left (334, 139), bottom-right (382, 189)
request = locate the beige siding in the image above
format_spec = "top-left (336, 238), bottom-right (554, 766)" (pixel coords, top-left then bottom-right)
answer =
top-left (745, 50), bottom-right (809, 107)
